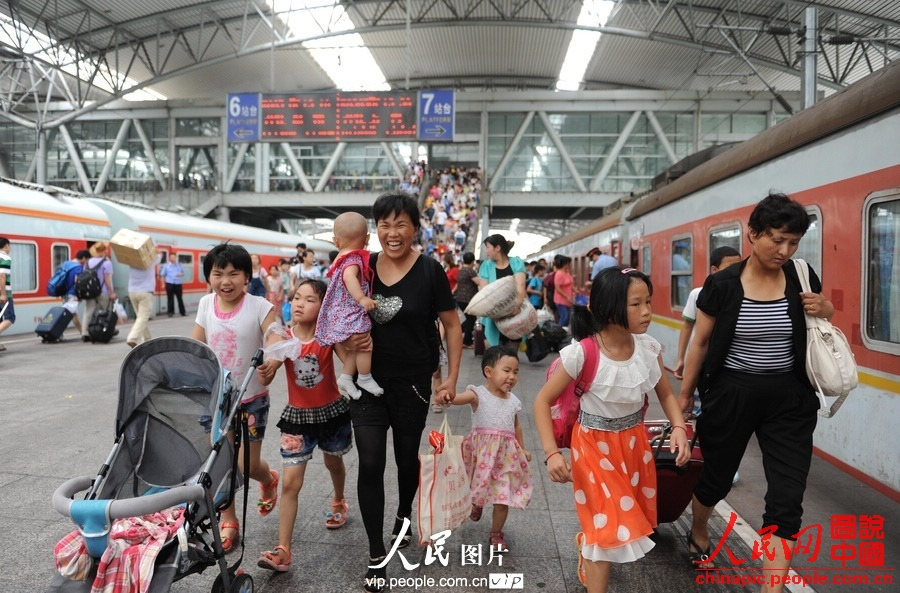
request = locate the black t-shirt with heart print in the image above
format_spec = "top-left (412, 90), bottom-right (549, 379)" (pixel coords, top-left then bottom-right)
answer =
top-left (369, 253), bottom-right (455, 379)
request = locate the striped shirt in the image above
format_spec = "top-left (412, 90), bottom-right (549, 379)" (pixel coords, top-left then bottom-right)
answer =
top-left (0, 251), bottom-right (10, 296)
top-left (723, 297), bottom-right (794, 374)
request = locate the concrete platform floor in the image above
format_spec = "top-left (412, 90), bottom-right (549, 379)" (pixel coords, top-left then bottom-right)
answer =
top-left (0, 315), bottom-right (895, 593)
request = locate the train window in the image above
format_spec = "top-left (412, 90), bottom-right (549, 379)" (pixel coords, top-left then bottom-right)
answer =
top-left (9, 241), bottom-right (37, 293)
top-left (671, 235), bottom-right (692, 308)
top-left (51, 244), bottom-right (70, 271)
top-left (863, 193), bottom-right (900, 352)
top-left (177, 254), bottom-right (194, 284)
top-left (709, 224), bottom-right (742, 256)
top-left (641, 244), bottom-right (651, 277)
top-left (793, 208), bottom-right (822, 278)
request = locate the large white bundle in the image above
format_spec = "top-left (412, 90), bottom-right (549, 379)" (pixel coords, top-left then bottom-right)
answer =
top-left (495, 301), bottom-right (538, 340)
top-left (465, 276), bottom-right (518, 318)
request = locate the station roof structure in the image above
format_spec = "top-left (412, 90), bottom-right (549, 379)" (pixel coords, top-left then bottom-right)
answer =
top-left (0, 0), bottom-right (896, 128)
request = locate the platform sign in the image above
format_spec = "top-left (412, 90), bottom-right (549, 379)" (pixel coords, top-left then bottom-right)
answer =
top-left (258, 91), bottom-right (417, 141)
top-left (417, 89), bottom-right (454, 142)
top-left (227, 93), bottom-right (261, 142)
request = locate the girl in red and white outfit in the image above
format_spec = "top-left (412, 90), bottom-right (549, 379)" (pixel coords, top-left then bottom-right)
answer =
top-left (256, 278), bottom-right (353, 572)
top-left (533, 266), bottom-right (690, 593)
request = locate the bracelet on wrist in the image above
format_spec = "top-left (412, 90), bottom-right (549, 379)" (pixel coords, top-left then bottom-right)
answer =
top-left (671, 425), bottom-right (687, 434)
top-left (544, 450), bottom-right (562, 465)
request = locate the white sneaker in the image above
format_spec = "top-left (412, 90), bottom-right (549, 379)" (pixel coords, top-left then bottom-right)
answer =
top-left (337, 374), bottom-right (362, 400)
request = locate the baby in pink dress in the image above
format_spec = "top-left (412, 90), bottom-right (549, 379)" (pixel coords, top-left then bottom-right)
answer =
top-left (315, 212), bottom-right (383, 399)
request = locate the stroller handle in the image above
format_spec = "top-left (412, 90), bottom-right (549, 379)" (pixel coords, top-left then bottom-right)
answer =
top-left (53, 476), bottom-right (206, 520)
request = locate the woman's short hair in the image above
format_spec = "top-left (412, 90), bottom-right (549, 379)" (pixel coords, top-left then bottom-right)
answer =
top-left (576, 266), bottom-right (653, 333)
top-left (748, 193), bottom-right (810, 236)
top-left (203, 242), bottom-right (252, 281)
top-left (483, 234), bottom-right (515, 255)
top-left (373, 192), bottom-right (421, 229)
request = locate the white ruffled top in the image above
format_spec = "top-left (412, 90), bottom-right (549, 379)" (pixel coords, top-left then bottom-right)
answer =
top-left (559, 333), bottom-right (662, 419)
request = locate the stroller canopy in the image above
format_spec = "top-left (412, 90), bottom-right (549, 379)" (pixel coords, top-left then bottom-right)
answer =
top-left (116, 337), bottom-right (223, 435)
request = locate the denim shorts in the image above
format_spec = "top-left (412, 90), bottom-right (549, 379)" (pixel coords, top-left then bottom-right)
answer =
top-left (0, 296), bottom-right (15, 323)
top-left (197, 394), bottom-right (269, 441)
top-left (280, 422), bottom-right (353, 466)
top-left (243, 394), bottom-right (270, 442)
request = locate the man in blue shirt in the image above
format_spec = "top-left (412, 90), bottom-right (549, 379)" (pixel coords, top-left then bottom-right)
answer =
top-left (589, 247), bottom-right (618, 280)
top-left (62, 250), bottom-right (90, 334)
top-left (159, 252), bottom-right (186, 316)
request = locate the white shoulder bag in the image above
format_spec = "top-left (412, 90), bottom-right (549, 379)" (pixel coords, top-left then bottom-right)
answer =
top-left (793, 259), bottom-right (857, 417)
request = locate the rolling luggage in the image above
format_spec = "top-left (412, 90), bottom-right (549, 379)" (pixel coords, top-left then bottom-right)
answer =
top-left (35, 307), bottom-right (73, 342)
top-left (87, 302), bottom-right (117, 343)
top-left (473, 321), bottom-right (485, 355)
top-left (646, 420), bottom-right (703, 524)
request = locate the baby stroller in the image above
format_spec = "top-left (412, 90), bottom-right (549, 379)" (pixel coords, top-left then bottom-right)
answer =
top-left (50, 336), bottom-right (263, 593)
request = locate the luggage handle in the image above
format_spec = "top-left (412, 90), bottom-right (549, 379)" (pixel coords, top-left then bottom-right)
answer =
top-left (650, 422), bottom-right (698, 475)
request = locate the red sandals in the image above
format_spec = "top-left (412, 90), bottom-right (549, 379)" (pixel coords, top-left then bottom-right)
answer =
top-left (257, 469), bottom-right (279, 516)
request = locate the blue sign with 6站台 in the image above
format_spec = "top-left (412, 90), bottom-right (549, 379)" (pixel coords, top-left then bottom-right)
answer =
top-left (417, 90), bottom-right (454, 142)
top-left (227, 93), bottom-right (260, 142)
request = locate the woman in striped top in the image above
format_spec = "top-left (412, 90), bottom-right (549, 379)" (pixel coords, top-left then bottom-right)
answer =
top-left (677, 193), bottom-right (834, 593)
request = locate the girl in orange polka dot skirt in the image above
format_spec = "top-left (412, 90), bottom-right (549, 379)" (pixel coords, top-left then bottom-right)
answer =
top-left (533, 267), bottom-right (690, 593)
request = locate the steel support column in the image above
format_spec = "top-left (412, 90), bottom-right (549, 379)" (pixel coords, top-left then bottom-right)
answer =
top-left (132, 119), bottom-right (166, 188)
top-left (94, 119), bottom-right (131, 194)
top-left (315, 142), bottom-right (347, 192)
top-left (589, 111), bottom-right (641, 192)
top-left (537, 111), bottom-right (586, 192)
top-left (35, 129), bottom-right (47, 185)
top-left (644, 110), bottom-right (677, 164)
top-left (802, 7), bottom-right (818, 109)
top-left (381, 142), bottom-right (405, 180)
top-left (58, 124), bottom-right (93, 194)
top-left (225, 143), bottom-right (250, 192)
top-left (488, 111), bottom-right (534, 191)
top-left (279, 143), bottom-right (314, 192)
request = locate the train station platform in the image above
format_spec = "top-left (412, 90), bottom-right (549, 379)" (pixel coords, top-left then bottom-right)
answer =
top-left (2, 316), bottom-right (896, 593)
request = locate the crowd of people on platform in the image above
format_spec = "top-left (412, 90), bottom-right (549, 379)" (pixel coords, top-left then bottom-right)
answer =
top-left (18, 158), bottom-right (832, 593)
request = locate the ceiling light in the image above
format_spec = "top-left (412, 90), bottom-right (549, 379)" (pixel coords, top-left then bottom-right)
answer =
top-left (556, 0), bottom-right (615, 91)
top-left (270, 0), bottom-right (389, 91)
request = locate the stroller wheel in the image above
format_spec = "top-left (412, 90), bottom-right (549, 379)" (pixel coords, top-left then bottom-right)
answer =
top-left (212, 572), bottom-right (253, 593)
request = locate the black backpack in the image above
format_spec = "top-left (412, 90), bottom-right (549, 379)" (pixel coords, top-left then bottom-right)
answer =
top-left (74, 258), bottom-right (106, 299)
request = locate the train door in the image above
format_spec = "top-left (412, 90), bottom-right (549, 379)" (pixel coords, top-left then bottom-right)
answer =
top-left (610, 240), bottom-right (622, 263)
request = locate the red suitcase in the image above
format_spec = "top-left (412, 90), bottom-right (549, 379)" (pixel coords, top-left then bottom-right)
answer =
top-left (645, 420), bottom-right (703, 524)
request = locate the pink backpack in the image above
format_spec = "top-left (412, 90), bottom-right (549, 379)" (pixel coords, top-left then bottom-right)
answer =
top-left (548, 337), bottom-right (600, 449)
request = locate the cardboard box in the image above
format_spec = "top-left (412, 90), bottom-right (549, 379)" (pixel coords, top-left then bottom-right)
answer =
top-left (110, 228), bottom-right (156, 269)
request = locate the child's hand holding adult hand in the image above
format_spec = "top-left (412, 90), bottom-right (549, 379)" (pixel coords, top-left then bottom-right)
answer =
top-left (545, 451), bottom-right (572, 483)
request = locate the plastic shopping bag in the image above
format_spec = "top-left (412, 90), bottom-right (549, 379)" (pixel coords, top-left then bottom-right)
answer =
top-left (416, 415), bottom-right (471, 546)
top-left (113, 299), bottom-right (129, 324)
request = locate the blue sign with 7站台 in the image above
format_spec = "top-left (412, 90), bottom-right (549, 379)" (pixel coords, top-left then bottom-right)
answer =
top-left (227, 93), bottom-right (260, 143)
top-left (418, 90), bottom-right (454, 142)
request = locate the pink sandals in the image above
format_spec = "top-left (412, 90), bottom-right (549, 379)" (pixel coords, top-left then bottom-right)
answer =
top-left (325, 498), bottom-right (349, 529)
top-left (257, 545), bottom-right (291, 572)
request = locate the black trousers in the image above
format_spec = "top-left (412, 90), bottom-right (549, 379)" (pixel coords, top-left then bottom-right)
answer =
top-left (165, 282), bottom-right (185, 316)
top-left (457, 301), bottom-right (476, 345)
top-left (349, 374), bottom-right (431, 557)
top-left (694, 369), bottom-right (818, 540)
